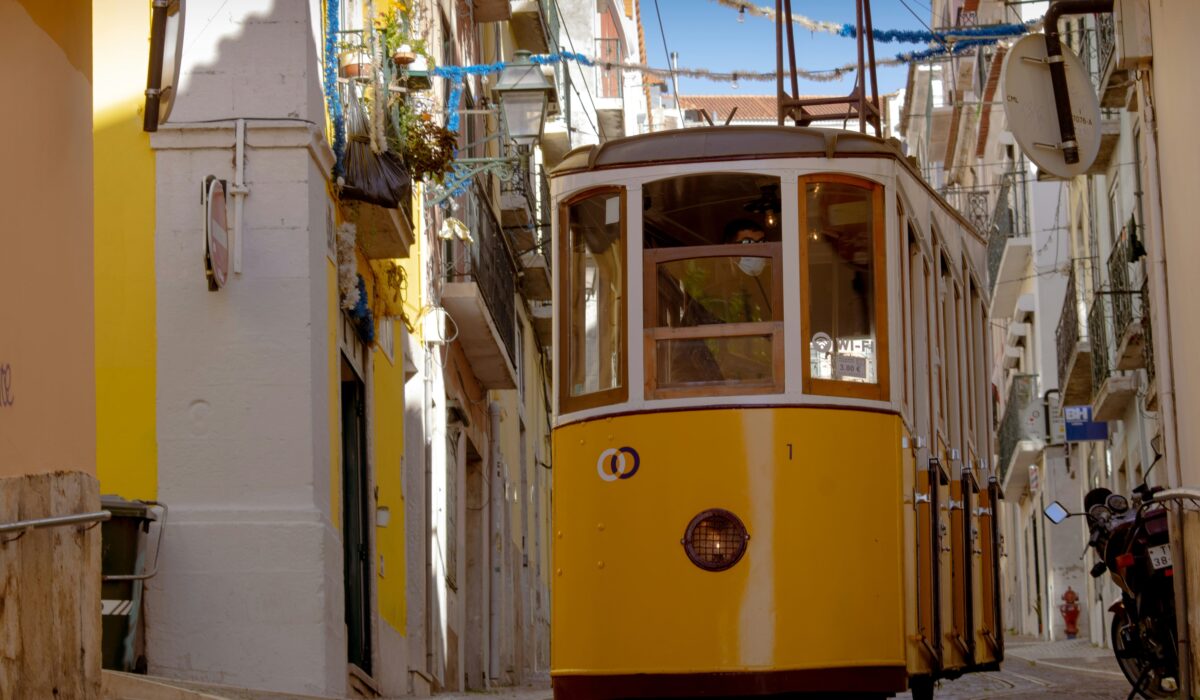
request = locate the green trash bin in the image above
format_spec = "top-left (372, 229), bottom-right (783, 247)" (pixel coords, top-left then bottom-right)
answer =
top-left (100, 496), bottom-right (165, 673)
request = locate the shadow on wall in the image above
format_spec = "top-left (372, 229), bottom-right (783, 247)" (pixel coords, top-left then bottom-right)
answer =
top-left (127, 0), bottom-right (366, 696)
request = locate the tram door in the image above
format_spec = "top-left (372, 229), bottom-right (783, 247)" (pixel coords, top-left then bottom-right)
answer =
top-left (911, 241), bottom-right (942, 670)
top-left (972, 285), bottom-right (1003, 659)
top-left (946, 279), bottom-right (976, 664)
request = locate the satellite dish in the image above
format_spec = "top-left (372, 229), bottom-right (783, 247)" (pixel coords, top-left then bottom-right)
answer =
top-left (1002, 34), bottom-right (1100, 178)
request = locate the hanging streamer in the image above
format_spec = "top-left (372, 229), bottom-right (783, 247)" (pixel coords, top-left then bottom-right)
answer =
top-left (323, 0), bottom-right (346, 175)
top-left (705, 0), bottom-right (1034, 44)
top-left (432, 36), bottom-right (1006, 121)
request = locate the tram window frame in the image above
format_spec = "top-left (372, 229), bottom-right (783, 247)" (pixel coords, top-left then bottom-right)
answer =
top-left (799, 174), bottom-right (889, 402)
top-left (640, 171), bottom-right (786, 399)
top-left (898, 203), bottom-right (914, 421)
top-left (934, 246), bottom-right (950, 444)
top-left (557, 186), bottom-right (629, 414)
top-left (643, 244), bottom-right (786, 399)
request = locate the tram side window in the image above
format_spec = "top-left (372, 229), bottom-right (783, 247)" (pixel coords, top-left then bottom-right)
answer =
top-left (801, 177), bottom-right (887, 401)
top-left (643, 172), bottom-right (784, 398)
top-left (560, 189), bottom-right (627, 412)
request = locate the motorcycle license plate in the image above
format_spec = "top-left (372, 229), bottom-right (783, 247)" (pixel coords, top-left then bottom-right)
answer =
top-left (1148, 544), bottom-right (1173, 570)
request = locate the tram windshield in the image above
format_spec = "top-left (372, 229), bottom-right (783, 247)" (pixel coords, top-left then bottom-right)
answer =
top-left (643, 173), bottom-right (784, 398)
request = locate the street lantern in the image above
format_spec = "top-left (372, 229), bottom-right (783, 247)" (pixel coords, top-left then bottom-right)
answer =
top-left (493, 50), bottom-right (553, 148)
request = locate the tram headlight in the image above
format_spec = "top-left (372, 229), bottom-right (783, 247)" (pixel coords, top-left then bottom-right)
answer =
top-left (681, 509), bottom-right (749, 572)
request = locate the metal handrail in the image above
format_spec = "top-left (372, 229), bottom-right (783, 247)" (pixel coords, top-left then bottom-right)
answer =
top-left (0, 510), bottom-right (111, 541)
top-left (103, 500), bottom-right (168, 582)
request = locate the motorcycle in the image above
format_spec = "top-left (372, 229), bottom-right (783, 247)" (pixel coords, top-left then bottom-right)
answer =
top-left (1045, 482), bottom-right (1179, 699)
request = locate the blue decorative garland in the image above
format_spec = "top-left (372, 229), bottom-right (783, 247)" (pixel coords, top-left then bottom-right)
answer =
top-left (435, 51), bottom-right (594, 133)
top-left (837, 21), bottom-right (1031, 44)
top-left (323, 0), bottom-right (346, 176)
top-left (898, 38), bottom-right (997, 63)
top-left (350, 274), bottom-right (375, 343)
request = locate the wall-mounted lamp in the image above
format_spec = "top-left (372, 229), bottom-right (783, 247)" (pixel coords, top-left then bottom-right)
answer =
top-left (492, 50), bottom-right (554, 151)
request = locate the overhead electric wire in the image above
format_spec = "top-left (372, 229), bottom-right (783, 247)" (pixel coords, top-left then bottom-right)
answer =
top-left (651, 0), bottom-right (687, 127)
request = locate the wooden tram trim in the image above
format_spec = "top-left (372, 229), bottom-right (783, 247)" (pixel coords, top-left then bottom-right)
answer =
top-left (557, 186), bottom-right (630, 415)
top-left (642, 242), bottom-right (786, 399)
top-left (798, 173), bottom-right (890, 402)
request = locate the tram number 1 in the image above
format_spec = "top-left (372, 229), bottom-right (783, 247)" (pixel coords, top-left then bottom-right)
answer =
top-left (786, 443), bottom-right (793, 460)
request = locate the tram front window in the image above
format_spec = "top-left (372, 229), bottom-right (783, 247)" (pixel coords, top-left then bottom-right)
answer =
top-left (560, 188), bottom-right (627, 412)
top-left (643, 173), bottom-right (783, 397)
top-left (801, 177), bottom-right (886, 399)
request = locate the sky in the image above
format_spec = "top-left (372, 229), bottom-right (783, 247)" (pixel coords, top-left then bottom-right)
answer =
top-left (640, 0), bottom-right (935, 97)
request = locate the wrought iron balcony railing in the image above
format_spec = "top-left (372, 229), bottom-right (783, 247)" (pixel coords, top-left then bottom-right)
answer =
top-left (1107, 232), bottom-right (1141, 345)
top-left (1097, 13), bottom-right (1116, 86)
top-left (594, 38), bottom-right (623, 99)
top-left (1056, 267), bottom-right (1088, 391)
top-left (446, 180), bottom-right (519, 365)
top-left (986, 173), bottom-right (1026, 295)
top-left (1143, 277), bottom-right (1155, 385)
top-left (1088, 295), bottom-right (1111, 399)
top-left (998, 374), bottom-right (1039, 484)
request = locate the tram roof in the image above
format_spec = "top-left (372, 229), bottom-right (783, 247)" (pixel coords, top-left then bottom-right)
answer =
top-left (551, 124), bottom-right (987, 246)
top-left (550, 125), bottom-right (911, 176)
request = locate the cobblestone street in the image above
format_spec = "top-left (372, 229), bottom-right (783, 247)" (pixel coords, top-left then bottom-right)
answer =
top-left (433, 639), bottom-right (1135, 700)
top-left (896, 637), bottom-right (1133, 699)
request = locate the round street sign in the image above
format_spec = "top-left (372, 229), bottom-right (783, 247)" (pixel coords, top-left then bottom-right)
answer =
top-left (205, 177), bottom-right (229, 290)
top-left (1002, 33), bottom-right (1101, 178)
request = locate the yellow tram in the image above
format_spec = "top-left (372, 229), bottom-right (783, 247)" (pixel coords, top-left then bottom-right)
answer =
top-left (548, 126), bottom-right (1002, 700)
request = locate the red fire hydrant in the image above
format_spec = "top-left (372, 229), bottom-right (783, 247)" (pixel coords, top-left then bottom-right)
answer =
top-left (1060, 587), bottom-right (1081, 639)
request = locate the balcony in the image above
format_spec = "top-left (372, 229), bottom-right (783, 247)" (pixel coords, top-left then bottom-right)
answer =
top-left (1056, 268), bottom-right (1093, 406)
top-left (511, 0), bottom-right (551, 53)
top-left (472, 0), bottom-right (512, 23)
top-left (338, 82), bottom-right (415, 258)
top-left (1095, 13), bottom-right (1129, 108)
top-left (516, 165), bottom-right (552, 302)
top-left (594, 37), bottom-right (626, 139)
top-left (987, 174), bottom-right (1032, 314)
top-left (998, 374), bottom-right (1044, 494)
top-left (500, 170), bottom-right (535, 229)
top-left (1088, 294), bottom-right (1137, 421)
top-left (1108, 233), bottom-right (1146, 370)
top-left (529, 300), bottom-right (552, 348)
top-left (442, 181), bottom-right (519, 389)
top-left (1143, 278), bottom-right (1158, 409)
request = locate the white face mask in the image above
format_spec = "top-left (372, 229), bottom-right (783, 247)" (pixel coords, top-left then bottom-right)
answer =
top-left (737, 256), bottom-right (767, 276)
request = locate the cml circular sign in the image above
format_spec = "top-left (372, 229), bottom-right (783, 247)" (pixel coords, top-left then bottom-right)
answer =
top-left (204, 176), bottom-right (229, 291)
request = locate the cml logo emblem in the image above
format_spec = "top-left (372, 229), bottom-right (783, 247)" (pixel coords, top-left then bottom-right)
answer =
top-left (597, 447), bottom-right (640, 482)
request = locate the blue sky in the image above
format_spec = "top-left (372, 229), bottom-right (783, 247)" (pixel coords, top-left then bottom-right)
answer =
top-left (641, 0), bottom-right (933, 97)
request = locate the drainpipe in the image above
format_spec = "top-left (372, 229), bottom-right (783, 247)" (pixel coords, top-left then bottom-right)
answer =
top-left (143, 0), bottom-right (169, 132)
top-left (424, 344), bottom-right (435, 678)
top-left (1042, 0), bottom-right (1114, 165)
top-left (1137, 69), bottom-right (1192, 696)
top-left (489, 402), bottom-right (503, 685)
top-left (231, 119), bottom-right (249, 274)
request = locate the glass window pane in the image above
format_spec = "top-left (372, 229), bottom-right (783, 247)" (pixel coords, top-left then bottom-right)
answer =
top-left (655, 257), bottom-right (775, 328)
top-left (656, 335), bottom-right (774, 388)
top-left (806, 182), bottom-right (877, 384)
top-left (565, 193), bottom-right (624, 398)
top-left (641, 173), bottom-right (784, 398)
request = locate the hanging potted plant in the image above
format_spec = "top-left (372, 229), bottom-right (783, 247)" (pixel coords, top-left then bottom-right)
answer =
top-left (337, 36), bottom-right (372, 80)
top-left (403, 112), bottom-right (458, 183)
top-left (374, 8), bottom-right (434, 90)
